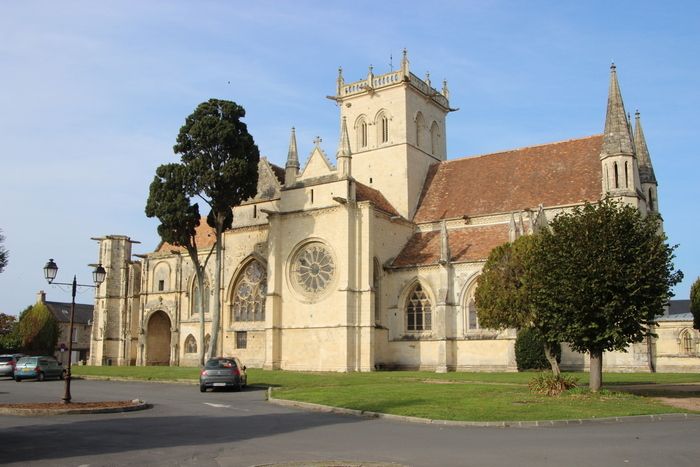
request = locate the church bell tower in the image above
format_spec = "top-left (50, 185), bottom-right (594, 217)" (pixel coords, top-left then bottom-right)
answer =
top-left (330, 50), bottom-right (454, 219)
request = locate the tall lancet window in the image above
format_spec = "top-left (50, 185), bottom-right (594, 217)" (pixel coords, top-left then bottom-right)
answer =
top-left (191, 278), bottom-right (210, 317)
top-left (430, 121), bottom-right (440, 155)
top-left (231, 260), bottom-right (267, 322)
top-left (373, 258), bottom-right (381, 324)
top-left (613, 162), bottom-right (620, 189)
top-left (406, 283), bottom-right (432, 331)
top-left (356, 116), bottom-right (368, 149)
top-left (377, 111), bottom-right (389, 144)
top-left (624, 162), bottom-right (629, 188)
top-left (415, 112), bottom-right (425, 148)
top-left (648, 188), bottom-right (655, 212)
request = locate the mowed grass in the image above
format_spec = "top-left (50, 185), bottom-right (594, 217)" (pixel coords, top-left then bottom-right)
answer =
top-left (70, 366), bottom-right (700, 421)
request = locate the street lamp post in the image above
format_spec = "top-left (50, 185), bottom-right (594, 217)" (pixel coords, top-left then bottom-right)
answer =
top-left (43, 258), bottom-right (106, 403)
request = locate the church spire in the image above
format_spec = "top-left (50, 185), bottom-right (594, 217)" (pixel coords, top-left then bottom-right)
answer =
top-left (602, 63), bottom-right (635, 157)
top-left (336, 116), bottom-right (352, 178)
top-left (285, 127), bottom-right (299, 187)
top-left (634, 111), bottom-right (657, 184)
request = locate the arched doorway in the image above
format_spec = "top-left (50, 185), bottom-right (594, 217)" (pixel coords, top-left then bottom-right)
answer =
top-left (146, 311), bottom-right (171, 366)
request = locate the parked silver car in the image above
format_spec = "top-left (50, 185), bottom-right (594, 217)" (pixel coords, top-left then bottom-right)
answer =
top-left (199, 357), bottom-right (247, 392)
top-left (0, 354), bottom-right (24, 378)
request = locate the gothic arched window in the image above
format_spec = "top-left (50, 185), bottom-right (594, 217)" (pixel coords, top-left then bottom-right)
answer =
top-left (406, 283), bottom-right (432, 331)
top-left (184, 334), bottom-right (197, 354)
top-left (415, 112), bottom-right (425, 148)
top-left (376, 111), bottom-right (389, 144)
top-left (680, 329), bottom-right (694, 354)
top-left (430, 122), bottom-right (440, 155)
top-left (624, 161), bottom-right (629, 188)
top-left (355, 116), bottom-right (368, 149)
top-left (191, 278), bottom-right (210, 317)
top-left (613, 162), bottom-right (620, 189)
top-left (648, 188), bottom-right (655, 212)
top-left (231, 260), bottom-right (267, 322)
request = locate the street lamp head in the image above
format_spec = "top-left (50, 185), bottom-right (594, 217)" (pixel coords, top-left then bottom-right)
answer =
top-left (44, 259), bottom-right (58, 284)
top-left (93, 263), bottom-right (106, 286)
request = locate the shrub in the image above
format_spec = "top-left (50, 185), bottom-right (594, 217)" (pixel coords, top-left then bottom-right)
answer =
top-left (529, 373), bottom-right (579, 396)
top-left (514, 327), bottom-right (561, 371)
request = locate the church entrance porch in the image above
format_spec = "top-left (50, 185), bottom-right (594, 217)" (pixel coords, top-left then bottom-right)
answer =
top-left (146, 311), bottom-right (171, 366)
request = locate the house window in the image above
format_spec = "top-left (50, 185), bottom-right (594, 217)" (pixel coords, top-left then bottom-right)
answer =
top-left (231, 261), bottom-right (267, 322)
top-left (158, 280), bottom-right (165, 292)
top-left (236, 331), bottom-right (247, 349)
top-left (406, 283), bottom-right (431, 331)
top-left (184, 334), bottom-right (197, 354)
top-left (72, 327), bottom-right (78, 343)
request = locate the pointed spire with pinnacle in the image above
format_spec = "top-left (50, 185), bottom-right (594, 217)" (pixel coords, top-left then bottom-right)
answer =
top-left (285, 127), bottom-right (299, 187)
top-left (602, 63), bottom-right (635, 157)
top-left (336, 116), bottom-right (352, 178)
top-left (634, 111), bottom-right (657, 184)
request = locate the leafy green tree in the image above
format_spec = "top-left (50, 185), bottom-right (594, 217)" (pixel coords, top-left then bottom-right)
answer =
top-left (532, 200), bottom-right (682, 391)
top-left (0, 312), bottom-right (21, 352)
top-left (0, 229), bottom-right (8, 274)
top-left (691, 277), bottom-right (700, 330)
top-left (475, 234), bottom-right (561, 376)
top-left (146, 163), bottom-right (213, 365)
top-left (173, 99), bottom-right (260, 358)
top-left (18, 303), bottom-right (59, 355)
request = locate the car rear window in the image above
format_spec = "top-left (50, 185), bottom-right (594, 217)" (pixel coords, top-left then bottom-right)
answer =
top-left (0, 356), bottom-right (13, 362)
top-left (205, 359), bottom-right (237, 369)
top-left (17, 357), bottom-right (38, 365)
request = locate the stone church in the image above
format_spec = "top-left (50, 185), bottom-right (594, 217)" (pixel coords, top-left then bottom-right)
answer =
top-left (89, 53), bottom-right (700, 372)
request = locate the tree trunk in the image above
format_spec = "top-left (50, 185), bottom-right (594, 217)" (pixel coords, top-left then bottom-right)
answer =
top-left (544, 342), bottom-right (560, 377)
top-left (589, 350), bottom-right (603, 392)
top-left (208, 222), bottom-right (224, 360)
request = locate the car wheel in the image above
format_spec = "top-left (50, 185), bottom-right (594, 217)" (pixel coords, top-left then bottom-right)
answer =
top-left (15, 376), bottom-right (21, 382)
top-left (200, 385), bottom-right (207, 393)
top-left (59, 371), bottom-right (65, 380)
top-left (37, 372), bottom-right (45, 382)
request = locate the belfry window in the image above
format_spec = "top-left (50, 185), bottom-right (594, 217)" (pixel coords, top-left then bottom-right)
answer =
top-left (430, 122), bottom-right (440, 155)
top-left (406, 283), bottom-right (432, 331)
top-left (415, 112), bottom-right (425, 148)
top-left (648, 188), bottom-right (655, 211)
top-left (356, 116), bottom-right (368, 149)
top-left (613, 162), bottom-right (619, 189)
top-left (231, 261), bottom-right (267, 322)
top-left (377, 111), bottom-right (389, 144)
top-left (624, 162), bottom-right (629, 188)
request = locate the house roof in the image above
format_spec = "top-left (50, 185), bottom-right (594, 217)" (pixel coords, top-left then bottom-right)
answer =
top-left (157, 218), bottom-right (216, 253)
top-left (392, 223), bottom-right (510, 267)
top-left (355, 182), bottom-right (400, 216)
top-left (413, 135), bottom-right (604, 223)
top-left (44, 301), bottom-right (93, 325)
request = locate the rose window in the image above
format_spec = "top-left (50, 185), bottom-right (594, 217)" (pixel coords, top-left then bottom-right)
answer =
top-left (292, 243), bottom-right (335, 296)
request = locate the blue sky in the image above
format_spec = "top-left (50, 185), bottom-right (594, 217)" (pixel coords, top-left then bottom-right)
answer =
top-left (1, 1), bottom-right (698, 314)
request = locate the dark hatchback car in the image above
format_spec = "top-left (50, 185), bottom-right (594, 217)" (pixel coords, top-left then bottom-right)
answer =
top-left (200, 357), bottom-right (247, 392)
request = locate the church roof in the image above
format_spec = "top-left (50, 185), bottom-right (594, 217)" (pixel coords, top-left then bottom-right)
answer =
top-left (270, 163), bottom-right (286, 185)
top-left (391, 223), bottom-right (510, 267)
top-left (413, 135), bottom-right (604, 223)
top-left (156, 218), bottom-right (216, 253)
top-left (355, 182), bottom-right (400, 216)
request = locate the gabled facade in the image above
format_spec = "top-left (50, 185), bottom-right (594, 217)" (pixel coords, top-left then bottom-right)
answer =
top-left (90, 56), bottom-right (698, 372)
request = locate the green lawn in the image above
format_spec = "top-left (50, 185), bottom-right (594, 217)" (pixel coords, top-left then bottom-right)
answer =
top-left (71, 366), bottom-right (700, 422)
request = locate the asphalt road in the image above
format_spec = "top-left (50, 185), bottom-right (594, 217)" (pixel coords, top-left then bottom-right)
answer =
top-left (1, 377), bottom-right (699, 466)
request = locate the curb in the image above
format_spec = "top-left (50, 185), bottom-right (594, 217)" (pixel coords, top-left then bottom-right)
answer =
top-left (266, 388), bottom-right (700, 428)
top-left (0, 400), bottom-right (152, 416)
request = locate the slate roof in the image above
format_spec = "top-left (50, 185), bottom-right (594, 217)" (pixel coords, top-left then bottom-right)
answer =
top-left (355, 182), bottom-right (400, 216)
top-left (413, 135), bottom-right (604, 223)
top-left (45, 301), bottom-right (93, 325)
top-left (392, 223), bottom-right (510, 267)
top-left (659, 300), bottom-right (693, 322)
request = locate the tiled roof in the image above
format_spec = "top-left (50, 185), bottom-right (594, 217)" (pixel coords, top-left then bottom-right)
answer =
top-left (157, 218), bottom-right (216, 253)
top-left (413, 135), bottom-right (603, 223)
top-left (45, 301), bottom-right (93, 325)
top-left (392, 223), bottom-right (510, 267)
top-left (355, 182), bottom-right (400, 216)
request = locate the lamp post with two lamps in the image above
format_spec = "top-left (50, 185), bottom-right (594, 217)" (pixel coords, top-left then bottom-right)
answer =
top-left (43, 258), bottom-right (106, 403)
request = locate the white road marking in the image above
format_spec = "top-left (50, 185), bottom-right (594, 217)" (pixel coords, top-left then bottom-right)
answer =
top-left (203, 402), bottom-right (251, 412)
